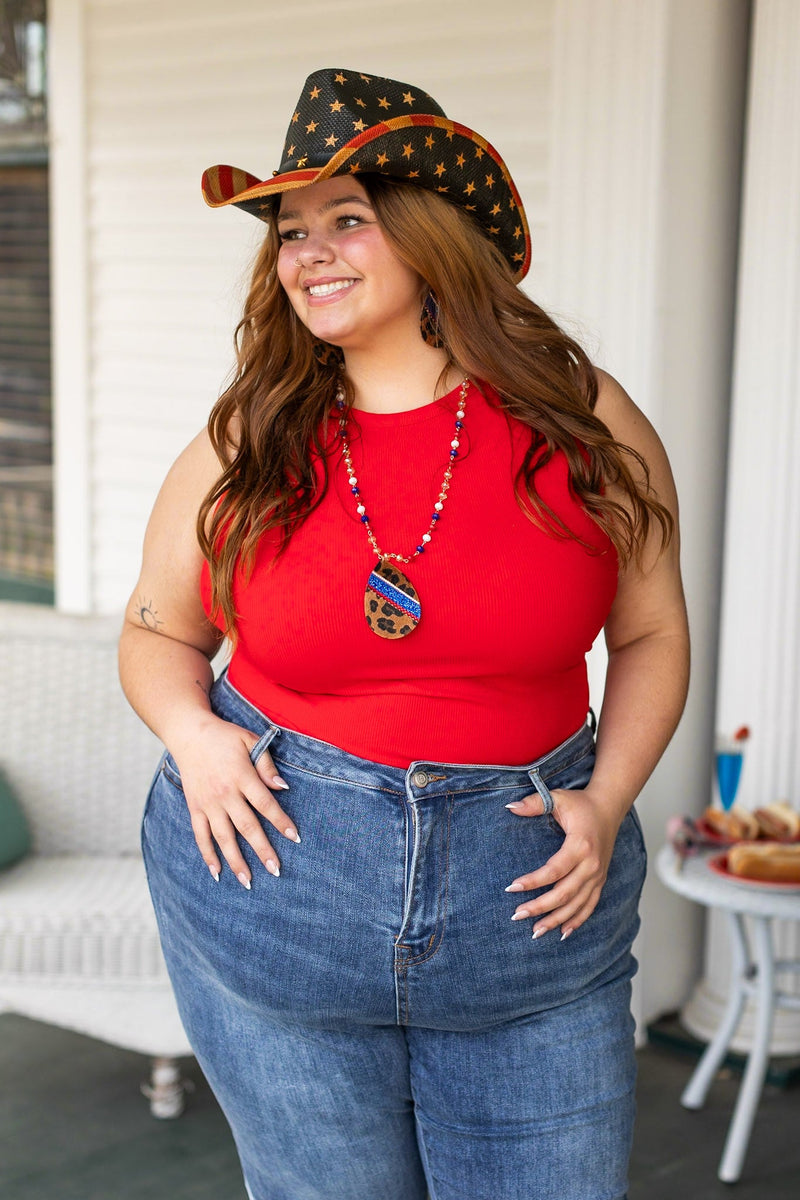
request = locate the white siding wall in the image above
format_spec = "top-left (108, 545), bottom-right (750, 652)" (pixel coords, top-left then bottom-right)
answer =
top-left (67, 0), bottom-right (556, 610)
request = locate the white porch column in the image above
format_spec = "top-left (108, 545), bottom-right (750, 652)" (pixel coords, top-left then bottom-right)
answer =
top-left (548, 0), bottom-right (751, 1032)
top-left (50, 0), bottom-right (92, 613)
top-left (681, 0), bottom-right (800, 1054)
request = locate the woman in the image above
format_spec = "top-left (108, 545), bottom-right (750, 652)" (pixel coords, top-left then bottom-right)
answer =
top-left (120, 68), bottom-right (689, 1200)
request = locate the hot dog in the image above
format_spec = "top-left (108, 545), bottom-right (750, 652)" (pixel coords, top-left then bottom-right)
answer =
top-left (727, 841), bottom-right (800, 883)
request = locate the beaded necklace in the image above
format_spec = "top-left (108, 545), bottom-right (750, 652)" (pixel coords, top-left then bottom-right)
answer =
top-left (336, 377), bottom-right (469, 639)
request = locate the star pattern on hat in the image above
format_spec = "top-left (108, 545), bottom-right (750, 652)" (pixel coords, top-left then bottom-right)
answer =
top-left (202, 68), bottom-right (531, 280)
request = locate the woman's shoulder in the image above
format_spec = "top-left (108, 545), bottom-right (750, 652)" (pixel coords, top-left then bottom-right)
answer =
top-left (145, 426), bottom-right (233, 539)
top-left (592, 368), bottom-right (666, 466)
top-left (160, 427), bottom-right (225, 496)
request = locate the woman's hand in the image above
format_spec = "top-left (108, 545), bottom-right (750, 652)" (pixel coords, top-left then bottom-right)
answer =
top-left (169, 713), bottom-right (300, 888)
top-left (504, 787), bottom-right (625, 940)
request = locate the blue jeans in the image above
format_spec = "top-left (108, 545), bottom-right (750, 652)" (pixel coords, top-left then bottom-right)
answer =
top-left (142, 672), bottom-right (646, 1200)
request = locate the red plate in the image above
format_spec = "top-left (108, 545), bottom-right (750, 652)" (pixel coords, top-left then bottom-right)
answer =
top-left (708, 852), bottom-right (800, 891)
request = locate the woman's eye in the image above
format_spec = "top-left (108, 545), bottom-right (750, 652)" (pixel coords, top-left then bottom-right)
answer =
top-left (337, 214), bottom-right (365, 229)
top-left (278, 228), bottom-right (305, 242)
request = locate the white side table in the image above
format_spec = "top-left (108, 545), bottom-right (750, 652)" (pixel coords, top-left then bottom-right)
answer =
top-left (656, 845), bottom-right (800, 1183)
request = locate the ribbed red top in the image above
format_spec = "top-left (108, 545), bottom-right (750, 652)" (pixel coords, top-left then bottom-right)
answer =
top-left (201, 382), bottom-right (617, 767)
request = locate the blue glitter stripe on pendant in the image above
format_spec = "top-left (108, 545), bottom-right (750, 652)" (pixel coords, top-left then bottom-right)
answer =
top-left (368, 569), bottom-right (421, 620)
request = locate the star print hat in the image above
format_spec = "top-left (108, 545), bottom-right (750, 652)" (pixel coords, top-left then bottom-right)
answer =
top-left (201, 67), bottom-right (531, 281)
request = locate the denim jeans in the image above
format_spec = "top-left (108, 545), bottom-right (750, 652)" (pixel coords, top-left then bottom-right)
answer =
top-left (142, 671), bottom-right (646, 1200)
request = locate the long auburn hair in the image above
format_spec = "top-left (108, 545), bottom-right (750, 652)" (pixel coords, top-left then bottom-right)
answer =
top-left (198, 175), bottom-right (673, 636)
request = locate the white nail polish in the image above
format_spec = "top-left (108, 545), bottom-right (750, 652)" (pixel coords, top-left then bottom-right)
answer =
top-left (505, 883), bottom-right (523, 892)
top-left (532, 928), bottom-right (546, 940)
top-left (272, 777), bottom-right (290, 790)
top-left (237, 872), bottom-right (252, 890)
top-left (286, 828), bottom-right (301, 843)
top-left (510, 912), bottom-right (526, 921)
top-left (561, 929), bottom-right (573, 942)
top-left (266, 859), bottom-right (281, 877)
top-left (208, 865), bottom-right (220, 882)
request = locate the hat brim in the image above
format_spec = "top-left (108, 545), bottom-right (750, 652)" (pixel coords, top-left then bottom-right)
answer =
top-left (202, 114), bottom-right (531, 281)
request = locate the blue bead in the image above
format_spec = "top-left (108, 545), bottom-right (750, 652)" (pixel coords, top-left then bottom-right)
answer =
top-left (431, 513), bottom-right (440, 521)
top-left (351, 486), bottom-right (359, 494)
top-left (450, 449), bottom-right (458, 458)
top-left (455, 421), bottom-right (463, 429)
top-left (361, 514), bottom-right (369, 523)
top-left (416, 546), bottom-right (425, 553)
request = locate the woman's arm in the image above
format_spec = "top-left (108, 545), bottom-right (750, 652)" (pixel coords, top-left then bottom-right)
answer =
top-left (505, 370), bottom-right (690, 937)
top-left (119, 430), bottom-right (299, 887)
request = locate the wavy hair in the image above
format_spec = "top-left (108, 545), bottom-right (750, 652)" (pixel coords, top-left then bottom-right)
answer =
top-left (198, 176), bottom-right (673, 636)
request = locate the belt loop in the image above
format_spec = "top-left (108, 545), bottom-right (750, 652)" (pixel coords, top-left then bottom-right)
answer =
top-left (587, 708), bottom-right (597, 734)
top-left (527, 767), bottom-right (554, 815)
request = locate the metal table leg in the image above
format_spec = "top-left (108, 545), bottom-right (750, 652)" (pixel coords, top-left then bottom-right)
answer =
top-left (717, 915), bottom-right (776, 1183)
top-left (682, 911), bottom-right (749, 1110)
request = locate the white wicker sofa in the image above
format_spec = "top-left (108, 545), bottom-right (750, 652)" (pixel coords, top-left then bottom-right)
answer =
top-left (0, 602), bottom-right (193, 1114)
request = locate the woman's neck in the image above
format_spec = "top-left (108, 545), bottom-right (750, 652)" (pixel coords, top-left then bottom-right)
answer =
top-left (343, 341), bottom-right (459, 414)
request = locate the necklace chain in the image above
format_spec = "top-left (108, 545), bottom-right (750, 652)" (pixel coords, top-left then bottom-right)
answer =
top-left (336, 377), bottom-right (469, 565)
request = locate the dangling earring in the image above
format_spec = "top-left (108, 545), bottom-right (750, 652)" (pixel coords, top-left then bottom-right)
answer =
top-left (420, 290), bottom-right (444, 348)
top-left (312, 339), bottom-right (344, 368)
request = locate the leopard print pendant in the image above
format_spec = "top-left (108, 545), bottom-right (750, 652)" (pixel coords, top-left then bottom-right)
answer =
top-left (364, 559), bottom-right (421, 639)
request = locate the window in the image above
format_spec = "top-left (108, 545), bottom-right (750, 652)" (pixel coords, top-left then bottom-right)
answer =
top-left (0, 0), bottom-right (51, 603)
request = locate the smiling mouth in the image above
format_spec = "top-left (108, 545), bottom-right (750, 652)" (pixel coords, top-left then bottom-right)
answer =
top-left (306, 280), bottom-right (356, 298)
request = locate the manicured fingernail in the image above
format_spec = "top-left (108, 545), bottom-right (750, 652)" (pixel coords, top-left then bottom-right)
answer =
top-left (505, 802), bottom-right (524, 812)
top-left (237, 872), bottom-right (251, 890)
top-left (505, 882), bottom-right (524, 892)
top-left (510, 911), bottom-right (527, 921)
top-left (285, 828), bottom-right (301, 843)
top-left (266, 859), bottom-right (280, 877)
top-left (208, 865), bottom-right (220, 882)
top-left (561, 929), bottom-right (573, 942)
top-left (532, 927), bottom-right (547, 940)
top-left (271, 776), bottom-right (290, 790)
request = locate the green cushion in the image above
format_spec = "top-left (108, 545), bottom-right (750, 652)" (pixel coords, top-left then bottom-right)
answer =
top-left (0, 767), bottom-right (31, 868)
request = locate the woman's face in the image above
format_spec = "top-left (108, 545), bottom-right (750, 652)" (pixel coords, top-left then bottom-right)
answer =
top-left (276, 177), bottom-right (425, 354)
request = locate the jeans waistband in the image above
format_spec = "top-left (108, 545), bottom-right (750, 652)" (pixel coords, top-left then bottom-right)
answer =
top-left (215, 672), bottom-right (595, 803)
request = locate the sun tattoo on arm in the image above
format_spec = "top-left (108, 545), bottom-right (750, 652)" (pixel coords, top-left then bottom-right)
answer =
top-left (136, 596), bottom-right (164, 632)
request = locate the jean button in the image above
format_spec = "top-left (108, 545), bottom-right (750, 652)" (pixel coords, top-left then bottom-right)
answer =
top-left (412, 770), bottom-right (429, 787)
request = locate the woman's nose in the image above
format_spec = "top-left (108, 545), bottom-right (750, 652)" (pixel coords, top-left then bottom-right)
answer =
top-left (295, 233), bottom-right (335, 266)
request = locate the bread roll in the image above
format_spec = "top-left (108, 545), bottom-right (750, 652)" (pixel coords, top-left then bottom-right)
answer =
top-left (753, 802), bottom-right (800, 841)
top-left (727, 841), bottom-right (800, 883)
top-left (703, 806), bottom-right (760, 840)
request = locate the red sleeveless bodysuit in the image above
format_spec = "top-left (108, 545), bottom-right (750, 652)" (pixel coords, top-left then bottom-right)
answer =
top-left (201, 381), bottom-right (618, 768)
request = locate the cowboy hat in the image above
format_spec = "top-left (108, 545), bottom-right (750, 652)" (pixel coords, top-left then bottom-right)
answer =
top-left (202, 68), bottom-right (531, 281)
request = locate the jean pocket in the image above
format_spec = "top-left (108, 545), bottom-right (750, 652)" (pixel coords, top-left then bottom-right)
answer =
top-left (160, 751), bottom-right (184, 793)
